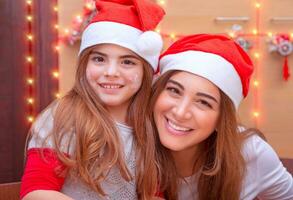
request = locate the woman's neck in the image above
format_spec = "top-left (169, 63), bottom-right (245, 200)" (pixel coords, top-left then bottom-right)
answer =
top-left (171, 147), bottom-right (198, 178)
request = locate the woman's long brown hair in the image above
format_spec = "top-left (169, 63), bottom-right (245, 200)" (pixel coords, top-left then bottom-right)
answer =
top-left (28, 46), bottom-right (158, 199)
top-left (149, 71), bottom-right (247, 200)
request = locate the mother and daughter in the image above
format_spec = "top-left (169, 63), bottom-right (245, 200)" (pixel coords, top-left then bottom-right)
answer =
top-left (20, 0), bottom-right (293, 200)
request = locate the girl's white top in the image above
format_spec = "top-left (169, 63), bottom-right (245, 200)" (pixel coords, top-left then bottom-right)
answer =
top-left (28, 107), bottom-right (137, 200)
top-left (178, 133), bottom-right (293, 200)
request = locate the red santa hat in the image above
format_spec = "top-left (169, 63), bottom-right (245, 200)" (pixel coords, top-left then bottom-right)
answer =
top-left (79, 0), bottom-right (165, 71)
top-left (159, 34), bottom-right (254, 108)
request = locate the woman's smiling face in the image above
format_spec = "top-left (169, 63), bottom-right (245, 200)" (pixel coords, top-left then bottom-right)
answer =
top-left (154, 71), bottom-right (221, 154)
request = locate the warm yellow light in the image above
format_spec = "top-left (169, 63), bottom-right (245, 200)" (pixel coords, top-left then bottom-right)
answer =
top-left (54, 24), bottom-right (59, 30)
top-left (26, 15), bottom-right (33, 22)
top-left (252, 29), bottom-right (258, 35)
top-left (26, 56), bottom-right (33, 63)
top-left (52, 71), bottom-right (59, 78)
top-left (254, 52), bottom-right (260, 59)
top-left (85, 3), bottom-right (93, 9)
top-left (267, 32), bottom-right (273, 37)
top-left (253, 80), bottom-right (259, 87)
top-left (55, 93), bottom-right (61, 99)
top-left (55, 45), bottom-right (60, 51)
top-left (255, 2), bottom-right (261, 8)
top-left (53, 6), bottom-right (58, 12)
top-left (27, 34), bottom-right (33, 41)
top-left (228, 32), bottom-right (235, 38)
top-left (155, 29), bottom-right (161, 33)
top-left (27, 78), bottom-right (34, 85)
top-left (157, 0), bottom-right (165, 5)
top-left (27, 98), bottom-right (34, 104)
top-left (253, 112), bottom-right (260, 118)
top-left (64, 29), bottom-right (70, 34)
top-left (27, 116), bottom-right (34, 123)
top-left (170, 33), bottom-right (176, 39)
top-left (76, 15), bottom-right (82, 23)
top-left (291, 33), bottom-right (293, 38)
top-left (26, 0), bottom-right (32, 5)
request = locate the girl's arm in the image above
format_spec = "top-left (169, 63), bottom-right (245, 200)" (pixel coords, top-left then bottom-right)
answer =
top-left (22, 190), bottom-right (73, 200)
top-left (20, 148), bottom-right (69, 199)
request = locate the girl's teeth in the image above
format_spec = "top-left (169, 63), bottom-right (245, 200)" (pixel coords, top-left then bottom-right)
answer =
top-left (168, 120), bottom-right (190, 132)
top-left (102, 84), bottom-right (121, 89)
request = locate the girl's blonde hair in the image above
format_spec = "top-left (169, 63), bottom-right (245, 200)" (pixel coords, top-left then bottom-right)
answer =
top-left (149, 71), bottom-right (248, 200)
top-left (28, 46), bottom-right (158, 199)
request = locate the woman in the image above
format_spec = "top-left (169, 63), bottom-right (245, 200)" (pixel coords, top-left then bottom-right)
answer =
top-left (20, 0), bottom-right (165, 199)
top-left (150, 34), bottom-right (293, 200)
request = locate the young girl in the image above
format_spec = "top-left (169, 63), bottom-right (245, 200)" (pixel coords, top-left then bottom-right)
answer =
top-left (20, 0), bottom-right (165, 199)
top-left (150, 34), bottom-right (293, 200)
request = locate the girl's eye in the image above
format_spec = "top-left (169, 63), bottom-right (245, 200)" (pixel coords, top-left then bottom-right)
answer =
top-left (166, 86), bottom-right (180, 95)
top-left (92, 56), bottom-right (105, 63)
top-left (122, 59), bottom-right (136, 65)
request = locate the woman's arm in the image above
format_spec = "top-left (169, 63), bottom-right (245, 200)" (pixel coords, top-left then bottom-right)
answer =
top-left (253, 135), bottom-right (293, 199)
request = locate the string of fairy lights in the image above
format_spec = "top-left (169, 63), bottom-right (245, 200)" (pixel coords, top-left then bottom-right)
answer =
top-left (24, 0), bottom-right (292, 126)
top-left (24, 0), bottom-right (59, 123)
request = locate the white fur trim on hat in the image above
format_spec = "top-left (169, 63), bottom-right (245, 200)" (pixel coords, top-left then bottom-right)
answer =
top-left (160, 51), bottom-right (243, 108)
top-left (79, 21), bottom-right (162, 71)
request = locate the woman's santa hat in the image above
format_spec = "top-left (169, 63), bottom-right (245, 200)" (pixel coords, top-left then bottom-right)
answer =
top-left (79, 0), bottom-right (165, 71)
top-left (159, 34), bottom-right (254, 108)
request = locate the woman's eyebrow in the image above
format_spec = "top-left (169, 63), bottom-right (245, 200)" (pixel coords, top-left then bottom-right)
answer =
top-left (196, 92), bottom-right (218, 103)
top-left (167, 79), bottom-right (184, 90)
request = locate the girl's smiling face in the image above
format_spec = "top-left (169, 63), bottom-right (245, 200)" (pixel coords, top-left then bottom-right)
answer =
top-left (86, 43), bottom-right (144, 110)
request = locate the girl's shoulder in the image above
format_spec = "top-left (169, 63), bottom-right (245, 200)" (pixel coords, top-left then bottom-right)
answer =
top-left (28, 101), bottom-right (74, 153)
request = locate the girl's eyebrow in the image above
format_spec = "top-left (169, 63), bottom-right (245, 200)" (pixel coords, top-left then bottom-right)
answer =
top-left (90, 51), bottom-right (140, 60)
top-left (90, 51), bottom-right (106, 56)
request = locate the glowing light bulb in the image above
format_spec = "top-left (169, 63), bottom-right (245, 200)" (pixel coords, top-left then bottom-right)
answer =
top-left (27, 78), bottom-right (34, 85)
top-left (26, 56), bottom-right (33, 63)
top-left (27, 98), bottom-right (34, 104)
top-left (54, 24), bottom-right (59, 30)
top-left (53, 6), bottom-right (58, 12)
top-left (253, 80), bottom-right (259, 87)
top-left (27, 34), bottom-right (33, 41)
top-left (55, 93), bottom-right (61, 99)
top-left (228, 32), bottom-right (235, 38)
top-left (254, 52), bottom-right (260, 59)
top-left (27, 116), bottom-right (34, 123)
top-left (170, 33), bottom-right (176, 39)
top-left (267, 32), bottom-right (273, 37)
top-left (255, 3), bottom-right (261, 8)
top-left (52, 71), bottom-right (59, 78)
top-left (26, 0), bottom-right (32, 5)
top-left (157, 0), bottom-right (165, 5)
top-left (253, 112), bottom-right (260, 118)
top-left (252, 29), bottom-right (258, 35)
top-left (26, 15), bottom-right (33, 22)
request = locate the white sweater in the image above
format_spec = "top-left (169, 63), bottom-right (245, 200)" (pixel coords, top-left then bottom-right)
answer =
top-left (178, 134), bottom-right (293, 200)
top-left (28, 107), bottom-right (138, 200)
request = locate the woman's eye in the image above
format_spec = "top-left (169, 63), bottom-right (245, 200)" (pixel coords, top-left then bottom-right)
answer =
top-left (166, 87), bottom-right (180, 94)
top-left (92, 56), bottom-right (104, 63)
top-left (198, 99), bottom-right (212, 108)
top-left (122, 59), bottom-right (136, 65)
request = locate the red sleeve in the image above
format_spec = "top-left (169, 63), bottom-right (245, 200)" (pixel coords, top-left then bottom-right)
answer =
top-left (20, 148), bottom-right (69, 199)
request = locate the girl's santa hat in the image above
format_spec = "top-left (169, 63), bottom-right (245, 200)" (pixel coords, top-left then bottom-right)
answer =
top-left (79, 0), bottom-right (165, 71)
top-left (159, 34), bottom-right (254, 108)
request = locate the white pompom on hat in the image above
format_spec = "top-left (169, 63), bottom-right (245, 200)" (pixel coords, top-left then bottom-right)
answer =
top-left (79, 0), bottom-right (165, 72)
top-left (159, 34), bottom-right (254, 109)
